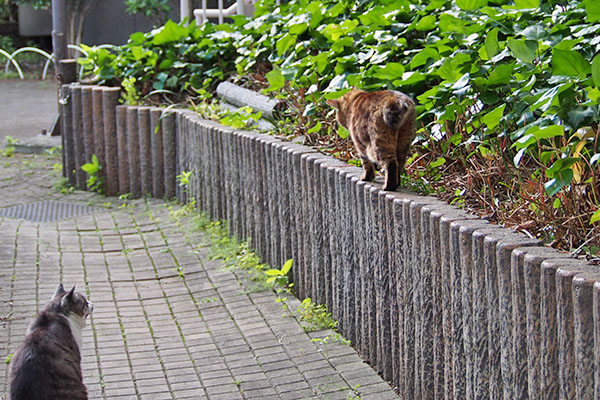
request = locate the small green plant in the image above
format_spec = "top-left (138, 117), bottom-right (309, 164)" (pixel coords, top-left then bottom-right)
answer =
top-left (297, 297), bottom-right (337, 332)
top-left (44, 146), bottom-right (61, 157)
top-left (177, 170), bottom-right (192, 188)
top-left (118, 193), bottom-right (134, 209)
top-left (2, 146), bottom-right (15, 157)
top-left (265, 258), bottom-right (293, 292)
top-left (5, 353), bottom-right (13, 364)
top-left (346, 384), bottom-right (362, 400)
top-left (199, 296), bottom-right (217, 304)
top-left (53, 177), bottom-right (75, 194)
top-left (81, 154), bottom-right (104, 193)
top-left (2, 135), bottom-right (17, 157)
top-left (219, 106), bottom-right (262, 129)
top-left (191, 88), bottom-right (221, 120)
top-left (311, 332), bottom-right (351, 357)
top-left (121, 76), bottom-right (140, 105)
top-left (174, 170), bottom-right (197, 214)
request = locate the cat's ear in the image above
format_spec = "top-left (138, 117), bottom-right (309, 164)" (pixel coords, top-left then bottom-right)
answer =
top-left (66, 286), bottom-right (76, 299)
top-left (61, 286), bottom-right (76, 306)
top-left (326, 99), bottom-right (339, 109)
top-left (52, 283), bottom-right (65, 300)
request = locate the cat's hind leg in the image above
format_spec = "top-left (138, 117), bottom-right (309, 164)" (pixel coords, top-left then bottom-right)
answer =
top-left (395, 133), bottom-right (413, 187)
top-left (360, 156), bottom-right (376, 182)
top-left (383, 159), bottom-right (399, 191)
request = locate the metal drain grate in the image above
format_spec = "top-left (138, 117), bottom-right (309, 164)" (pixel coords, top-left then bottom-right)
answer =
top-left (0, 200), bottom-right (102, 222)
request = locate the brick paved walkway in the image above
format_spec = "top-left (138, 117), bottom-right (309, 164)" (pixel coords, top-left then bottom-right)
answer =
top-left (0, 153), bottom-right (399, 400)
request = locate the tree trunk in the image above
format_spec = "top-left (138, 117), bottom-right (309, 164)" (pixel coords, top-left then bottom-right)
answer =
top-left (66, 0), bottom-right (101, 57)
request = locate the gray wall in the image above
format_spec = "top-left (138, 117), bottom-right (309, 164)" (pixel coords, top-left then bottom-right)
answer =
top-left (82, 0), bottom-right (156, 45)
top-left (83, 0), bottom-right (182, 45)
top-left (18, 0), bottom-right (180, 45)
top-left (61, 85), bottom-right (600, 399)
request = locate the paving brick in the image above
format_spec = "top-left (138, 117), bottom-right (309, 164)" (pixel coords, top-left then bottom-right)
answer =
top-left (242, 386), bottom-right (279, 398)
top-left (275, 380), bottom-right (312, 393)
top-left (260, 359), bottom-right (296, 372)
top-left (205, 384), bottom-right (242, 397)
top-left (279, 391), bottom-right (318, 400)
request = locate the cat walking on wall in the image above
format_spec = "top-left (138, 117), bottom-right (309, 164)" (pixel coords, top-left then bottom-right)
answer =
top-left (9, 284), bottom-right (93, 400)
top-left (328, 88), bottom-right (416, 191)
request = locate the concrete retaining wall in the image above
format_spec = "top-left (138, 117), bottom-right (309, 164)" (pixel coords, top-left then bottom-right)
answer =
top-left (62, 84), bottom-right (600, 399)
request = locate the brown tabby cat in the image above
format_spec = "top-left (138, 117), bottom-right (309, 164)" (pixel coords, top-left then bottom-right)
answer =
top-left (9, 284), bottom-right (93, 400)
top-left (327, 88), bottom-right (416, 191)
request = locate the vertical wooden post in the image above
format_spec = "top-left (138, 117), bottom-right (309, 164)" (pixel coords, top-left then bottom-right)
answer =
top-left (103, 87), bottom-right (121, 196)
top-left (116, 105), bottom-right (130, 195)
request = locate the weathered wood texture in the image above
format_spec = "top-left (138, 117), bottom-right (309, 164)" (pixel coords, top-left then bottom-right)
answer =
top-left (61, 85), bottom-right (600, 398)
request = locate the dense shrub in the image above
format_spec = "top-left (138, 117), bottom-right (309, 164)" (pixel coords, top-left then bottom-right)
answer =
top-left (82, 0), bottom-right (600, 256)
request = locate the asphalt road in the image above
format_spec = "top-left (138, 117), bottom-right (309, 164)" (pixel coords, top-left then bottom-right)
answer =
top-left (0, 78), bottom-right (58, 145)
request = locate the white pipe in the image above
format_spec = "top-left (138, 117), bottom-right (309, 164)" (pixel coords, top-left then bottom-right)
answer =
top-left (237, 0), bottom-right (245, 16)
top-left (0, 48), bottom-right (24, 79)
top-left (180, 0), bottom-right (190, 24)
top-left (193, 4), bottom-right (238, 24)
top-left (218, 0), bottom-right (224, 24)
top-left (194, 0), bottom-right (256, 24)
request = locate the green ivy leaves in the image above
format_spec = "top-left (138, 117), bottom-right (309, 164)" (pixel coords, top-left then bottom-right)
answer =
top-left (583, 0), bottom-right (600, 22)
top-left (552, 49), bottom-right (590, 78)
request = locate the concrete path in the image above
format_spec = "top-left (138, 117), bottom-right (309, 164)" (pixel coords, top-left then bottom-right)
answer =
top-left (0, 152), bottom-right (399, 399)
top-left (0, 79), bottom-right (58, 144)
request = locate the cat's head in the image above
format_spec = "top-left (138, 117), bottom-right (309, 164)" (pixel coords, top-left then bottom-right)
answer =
top-left (326, 88), bottom-right (363, 128)
top-left (50, 284), bottom-right (93, 329)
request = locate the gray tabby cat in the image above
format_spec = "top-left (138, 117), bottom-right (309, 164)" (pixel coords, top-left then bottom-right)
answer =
top-left (9, 284), bottom-right (93, 400)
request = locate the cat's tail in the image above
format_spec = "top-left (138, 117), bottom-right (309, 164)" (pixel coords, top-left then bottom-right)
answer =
top-left (383, 97), bottom-right (413, 130)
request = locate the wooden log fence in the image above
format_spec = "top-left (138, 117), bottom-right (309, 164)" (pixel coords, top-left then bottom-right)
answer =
top-left (61, 84), bottom-right (600, 399)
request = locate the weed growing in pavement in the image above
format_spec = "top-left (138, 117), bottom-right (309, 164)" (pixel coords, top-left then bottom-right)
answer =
top-left (265, 258), bottom-right (293, 292)
top-left (0, 136), bottom-right (17, 158)
top-left (2, 136), bottom-right (17, 157)
top-left (81, 154), bottom-right (104, 193)
top-left (174, 170), bottom-right (197, 217)
top-left (118, 193), bottom-right (134, 209)
top-left (199, 297), bottom-right (217, 304)
top-left (311, 332), bottom-right (351, 358)
top-left (52, 162), bottom-right (62, 175)
top-left (44, 147), bottom-right (61, 157)
top-left (50, 163), bottom-right (75, 194)
top-left (1, 146), bottom-right (14, 157)
top-left (346, 385), bottom-right (362, 400)
top-left (297, 297), bottom-right (337, 332)
top-left (53, 177), bottom-right (75, 194)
